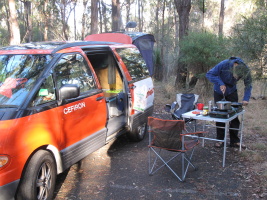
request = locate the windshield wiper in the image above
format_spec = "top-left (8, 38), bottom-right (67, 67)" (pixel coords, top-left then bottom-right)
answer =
top-left (0, 105), bottom-right (18, 108)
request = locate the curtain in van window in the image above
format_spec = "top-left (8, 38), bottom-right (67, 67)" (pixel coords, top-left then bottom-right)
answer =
top-left (108, 55), bottom-right (116, 85)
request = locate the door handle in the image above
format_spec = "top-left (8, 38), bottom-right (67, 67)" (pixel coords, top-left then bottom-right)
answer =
top-left (96, 96), bottom-right (104, 101)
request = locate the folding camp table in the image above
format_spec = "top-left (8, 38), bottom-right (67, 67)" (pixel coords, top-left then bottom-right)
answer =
top-left (182, 110), bottom-right (245, 167)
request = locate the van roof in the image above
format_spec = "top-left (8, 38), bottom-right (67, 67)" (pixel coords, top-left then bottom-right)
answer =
top-left (0, 41), bottom-right (121, 52)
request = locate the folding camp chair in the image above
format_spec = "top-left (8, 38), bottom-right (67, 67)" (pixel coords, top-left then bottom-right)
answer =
top-left (165, 93), bottom-right (199, 132)
top-left (173, 93), bottom-right (199, 120)
top-left (148, 116), bottom-right (205, 182)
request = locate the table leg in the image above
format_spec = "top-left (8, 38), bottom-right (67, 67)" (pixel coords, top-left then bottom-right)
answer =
top-left (239, 113), bottom-right (244, 152)
top-left (223, 122), bottom-right (229, 167)
top-left (202, 121), bottom-right (206, 147)
top-left (193, 119), bottom-right (196, 132)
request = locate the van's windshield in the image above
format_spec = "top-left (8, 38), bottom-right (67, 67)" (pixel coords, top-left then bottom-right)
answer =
top-left (0, 54), bottom-right (52, 106)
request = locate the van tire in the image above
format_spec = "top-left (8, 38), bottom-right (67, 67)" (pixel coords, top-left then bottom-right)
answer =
top-left (127, 123), bottom-right (147, 142)
top-left (16, 150), bottom-right (56, 200)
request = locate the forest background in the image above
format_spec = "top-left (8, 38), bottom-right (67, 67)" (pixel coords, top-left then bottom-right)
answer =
top-left (1, 0), bottom-right (267, 196)
top-left (0, 0), bottom-right (267, 97)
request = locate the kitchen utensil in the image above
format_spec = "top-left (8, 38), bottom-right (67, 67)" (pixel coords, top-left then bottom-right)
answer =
top-left (231, 102), bottom-right (243, 108)
top-left (197, 103), bottom-right (204, 110)
top-left (216, 100), bottom-right (232, 110)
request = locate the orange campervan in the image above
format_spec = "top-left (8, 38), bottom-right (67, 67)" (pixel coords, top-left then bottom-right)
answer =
top-left (0, 32), bottom-right (155, 200)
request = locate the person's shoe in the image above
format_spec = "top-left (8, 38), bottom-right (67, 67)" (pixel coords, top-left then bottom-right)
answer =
top-left (230, 142), bottom-right (246, 149)
top-left (214, 142), bottom-right (224, 148)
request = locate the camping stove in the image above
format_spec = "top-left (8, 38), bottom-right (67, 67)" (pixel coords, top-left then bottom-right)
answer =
top-left (209, 106), bottom-right (243, 119)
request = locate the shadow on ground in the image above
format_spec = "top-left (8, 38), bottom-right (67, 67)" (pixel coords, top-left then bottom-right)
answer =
top-left (54, 128), bottom-right (254, 200)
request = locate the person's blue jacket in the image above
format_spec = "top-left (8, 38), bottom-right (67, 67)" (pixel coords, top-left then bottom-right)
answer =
top-left (206, 57), bottom-right (252, 101)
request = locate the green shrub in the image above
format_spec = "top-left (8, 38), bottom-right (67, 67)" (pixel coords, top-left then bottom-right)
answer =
top-left (179, 31), bottom-right (230, 92)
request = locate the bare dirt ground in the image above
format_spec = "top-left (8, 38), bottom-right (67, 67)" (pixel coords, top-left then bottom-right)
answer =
top-left (54, 85), bottom-right (267, 200)
top-left (53, 134), bottom-right (265, 200)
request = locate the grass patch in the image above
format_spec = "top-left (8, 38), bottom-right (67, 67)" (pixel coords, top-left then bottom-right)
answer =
top-left (252, 153), bottom-right (265, 162)
top-left (250, 143), bottom-right (267, 151)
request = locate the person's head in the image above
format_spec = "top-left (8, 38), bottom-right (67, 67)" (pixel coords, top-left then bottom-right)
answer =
top-left (233, 62), bottom-right (250, 79)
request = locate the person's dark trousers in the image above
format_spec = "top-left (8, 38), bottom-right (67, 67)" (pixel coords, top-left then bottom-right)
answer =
top-left (214, 90), bottom-right (240, 145)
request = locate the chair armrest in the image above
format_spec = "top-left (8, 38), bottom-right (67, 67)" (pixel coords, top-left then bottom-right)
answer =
top-left (164, 104), bottom-right (171, 112)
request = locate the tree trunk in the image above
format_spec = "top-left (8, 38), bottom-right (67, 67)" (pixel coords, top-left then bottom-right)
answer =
top-left (71, 1), bottom-right (77, 39)
top-left (101, 1), bottom-right (108, 33)
top-left (73, 4), bottom-right (77, 39)
top-left (99, 0), bottom-right (103, 33)
top-left (161, 0), bottom-right (166, 44)
top-left (125, 0), bottom-right (133, 25)
top-left (81, 0), bottom-right (88, 38)
top-left (161, 0), bottom-right (166, 80)
top-left (112, 0), bottom-right (122, 31)
top-left (4, 1), bottom-right (11, 42)
top-left (60, 1), bottom-right (68, 40)
top-left (153, 0), bottom-right (164, 81)
top-left (91, 0), bottom-right (99, 34)
top-left (137, 0), bottom-right (144, 32)
top-left (43, 0), bottom-right (49, 41)
top-left (58, 0), bottom-right (76, 41)
top-left (22, 1), bottom-right (32, 43)
top-left (174, 0), bottom-right (191, 41)
top-left (218, 0), bottom-right (225, 37)
top-left (155, 0), bottom-right (160, 44)
top-left (202, 0), bottom-right (205, 30)
top-left (174, 5), bottom-right (179, 48)
top-left (8, 0), bottom-right (20, 45)
top-left (174, 0), bottom-right (191, 88)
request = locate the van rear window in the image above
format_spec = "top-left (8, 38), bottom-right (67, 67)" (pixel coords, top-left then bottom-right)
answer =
top-left (115, 48), bottom-right (149, 80)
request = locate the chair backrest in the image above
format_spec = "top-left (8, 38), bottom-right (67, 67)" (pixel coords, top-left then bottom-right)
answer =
top-left (173, 93), bottom-right (199, 119)
top-left (148, 117), bottom-right (185, 151)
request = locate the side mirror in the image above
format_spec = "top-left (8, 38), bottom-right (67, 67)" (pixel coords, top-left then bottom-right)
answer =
top-left (58, 84), bottom-right (80, 105)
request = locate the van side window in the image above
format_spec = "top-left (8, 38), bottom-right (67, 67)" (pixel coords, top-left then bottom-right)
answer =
top-left (54, 54), bottom-right (96, 94)
top-left (32, 75), bottom-right (55, 106)
top-left (115, 48), bottom-right (149, 80)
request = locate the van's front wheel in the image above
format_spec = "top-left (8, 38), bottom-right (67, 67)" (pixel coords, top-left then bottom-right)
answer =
top-left (127, 123), bottom-right (147, 142)
top-left (16, 150), bottom-right (56, 200)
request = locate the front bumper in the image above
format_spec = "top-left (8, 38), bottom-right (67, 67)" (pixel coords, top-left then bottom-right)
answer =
top-left (0, 180), bottom-right (19, 200)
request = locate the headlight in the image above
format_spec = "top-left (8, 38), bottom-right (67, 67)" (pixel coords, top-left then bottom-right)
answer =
top-left (0, 155), bottom-right (9, 167)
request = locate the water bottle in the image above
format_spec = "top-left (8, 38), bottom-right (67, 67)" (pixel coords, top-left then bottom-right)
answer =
top-left (208, 100), bottom-right (213, 112)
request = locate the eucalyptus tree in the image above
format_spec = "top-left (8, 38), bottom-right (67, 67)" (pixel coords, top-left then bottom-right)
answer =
top-left (99, 0), bottom-right (110, 33)
top-left (124, 0), bottom-right (135, 26)
top-left (21, 0), bottom-right (32, 43)
top-left (81, 0), bottom-right (89, 39)
top-left (91, 0), bottom-right (99, 34)
top-left (218, 0), bottom-right (225, 37)
top-left (174, 0), bottom-right (191, 88)
top-left (8, 0), bottom-right (21, 45)
top-left (56, 0), bottom-right (77, 40)
top-left (112, 0), bottom-right (122, 31)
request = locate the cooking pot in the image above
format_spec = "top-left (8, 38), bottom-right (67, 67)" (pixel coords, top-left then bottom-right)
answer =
top-left (216, 100), bottom-right (232, 110)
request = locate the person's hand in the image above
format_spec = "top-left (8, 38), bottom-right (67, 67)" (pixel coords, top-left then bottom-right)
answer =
top-left (220, 85), bottom-right (226, 94)
top-left (242, 101), bottom-right (249, 106)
